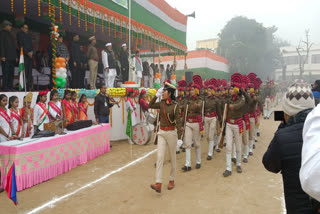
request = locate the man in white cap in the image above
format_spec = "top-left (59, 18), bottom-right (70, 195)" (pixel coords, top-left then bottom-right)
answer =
top-left (102, 43), bottom-right (117, 88)
top-left (120, 43), bottom-right (129, 83)
top-left (87, 36), bottom-right (99, 89)
top-left (132, 50), bottom-right (143, 86)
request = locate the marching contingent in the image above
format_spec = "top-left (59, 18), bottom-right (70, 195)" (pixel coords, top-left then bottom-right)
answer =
top-left (149, 72), bottom-right (275, 193)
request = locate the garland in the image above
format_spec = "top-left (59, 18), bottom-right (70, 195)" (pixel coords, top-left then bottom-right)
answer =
top-left (38, 0), bottom-right (41, 16)
top-left (50, 6), bottom-right (58, 89)
top-left (11, 0), bottom-right (14, 13)
top-left (68, 0), bottom-right (71, 25)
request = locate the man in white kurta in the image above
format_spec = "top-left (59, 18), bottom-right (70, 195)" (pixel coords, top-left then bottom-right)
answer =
top-left (102, 43), bottom-right (117, 88)
top-left (132, 51), bottom-right (143, 86)
top-left (300, 104), bottom-right (320, 202)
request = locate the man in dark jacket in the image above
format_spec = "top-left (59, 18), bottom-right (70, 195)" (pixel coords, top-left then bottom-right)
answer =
top-left (69, 34), bottom-right (82, 88)
top-left (263, 81), bottom-right (315, 214)
top-left (94, 85), bottom-right (114, 123)
top-left (119, 44), bottom-right (129, 83)
top-left (0, 20), bottom-right (17, 91)
top-left (17, 23), bottom-right (33, 91)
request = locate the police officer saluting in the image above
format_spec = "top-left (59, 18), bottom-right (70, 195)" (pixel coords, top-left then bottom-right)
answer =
top-left (149, 81), bottom-right (183, 193)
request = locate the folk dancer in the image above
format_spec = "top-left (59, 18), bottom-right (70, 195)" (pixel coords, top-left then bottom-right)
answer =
top-left (62, 90), bottom-right (75, 126)
top-left (9, 96), bottom-right (24, 138)
top-left (78, 94), bottom-right (88, 120)
top-left (71, 91), bottom-right (79, 120)
top-left (20, 93), bottom-right (34, 137)
top-left (182, 80), bottom-right (204, 171)
top-left (149, 82), bottom-right (183, 193)
top-left (126, 89), bottom-right (138, 144)
top-left (33, 90), bottom-right (50, 132)
top-left (223, 73), bottom-right (245, 177)
top-left (139, 89), bottom-right (149, 122)
top-left (48, 89), bottom-right (62, 121)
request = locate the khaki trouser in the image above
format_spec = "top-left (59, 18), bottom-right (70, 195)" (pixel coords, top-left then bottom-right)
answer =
top-left (242, 120), bottom-right (248, 145)
top-left (205, 117), bottom-right (217, 142)
top-left (249, 118), bottom-right (256, 141)
top-left (184, 122), bottom-right (201, 149)
top-left (225, 123), bottom-right (242, 155)
top-left (156, 130), bottom-right (177, 183)
top-left (226, 123), bottom-right (242, 170)
top-left (89, 59), bottom-right (98, 89)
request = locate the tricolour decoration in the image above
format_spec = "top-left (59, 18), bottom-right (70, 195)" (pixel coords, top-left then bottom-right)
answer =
top-left (55, 57), bottom-right (67, 88)
top-left (154, 73), bottom-right (161, 89)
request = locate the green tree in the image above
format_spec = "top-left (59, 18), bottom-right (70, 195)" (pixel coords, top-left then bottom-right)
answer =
top-left (217, 16), bottom-right (287, 80)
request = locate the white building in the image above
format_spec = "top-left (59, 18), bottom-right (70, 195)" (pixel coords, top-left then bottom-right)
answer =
top-left (275, 44), bottom-right (320, 82)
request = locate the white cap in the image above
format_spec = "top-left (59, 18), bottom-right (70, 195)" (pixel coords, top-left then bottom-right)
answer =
top-left (105, 43), bottom-right (112, 47)
top-left (122, 43), bottom-right (127, 47)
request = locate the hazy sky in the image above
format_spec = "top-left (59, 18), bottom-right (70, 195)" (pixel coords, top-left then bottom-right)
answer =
top-left (166, 0), bottom-right (320, 50)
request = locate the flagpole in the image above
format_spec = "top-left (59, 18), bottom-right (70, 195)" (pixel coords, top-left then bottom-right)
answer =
top-left (22, 48), bottom-right (28, 138)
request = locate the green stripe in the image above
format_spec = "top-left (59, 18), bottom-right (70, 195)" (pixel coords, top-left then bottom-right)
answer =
top-left (175, 68), bottom-right (230, 81)
top-left (45, 0), bottom-right (186, 46)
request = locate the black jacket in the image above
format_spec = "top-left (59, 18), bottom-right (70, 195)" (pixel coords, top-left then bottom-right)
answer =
top-left (94, 93), bottom-right (114, 118)
top-left (263, 109), bottom-right (315, 214)
top-left (0, 30), bottom-right (17, 61)
top-left (17, 31), bottom-right (33, 56)
top-left (70, 41), bottom-right (81, 65)
top-left (119, 50), bottom-right (129, 69)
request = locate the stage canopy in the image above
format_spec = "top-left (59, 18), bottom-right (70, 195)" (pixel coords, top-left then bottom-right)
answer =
top-left (155, 50), bottom-right (230, 80)
top-left (0, 0), bottom-right (187, 55)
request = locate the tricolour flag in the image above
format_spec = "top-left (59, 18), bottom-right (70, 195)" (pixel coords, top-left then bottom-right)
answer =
top-left (5, 162), bottom-right (18, 205)
top-left (18, 48), bottom-right (25, 91)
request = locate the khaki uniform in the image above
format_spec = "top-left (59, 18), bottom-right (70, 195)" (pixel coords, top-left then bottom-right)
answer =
top-left (183, 96), bottom-right (203, 167)
top-left (225, 95), bottom-right (245, 171)
top-left (204, 95), bottom-right (221, 157)
top-left (149, 96), bottom-right (182, 183)
top-left (246, 92), bottom-right (258, 153)
top-left (87, 44), bottom-right (99, 89)
top-left (256, 94), bottom-right (264, 138)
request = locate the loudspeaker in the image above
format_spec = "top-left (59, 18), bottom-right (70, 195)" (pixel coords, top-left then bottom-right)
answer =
top-left (185, 71), bottom-right (193, 83)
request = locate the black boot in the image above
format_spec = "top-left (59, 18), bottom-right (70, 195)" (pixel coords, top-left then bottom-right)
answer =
top-left (181, 166), bottom-right (192, 172)
top-left (223, 170), bottom-right (232, 177)
top-left (196, 164), bottom-right (201, 169)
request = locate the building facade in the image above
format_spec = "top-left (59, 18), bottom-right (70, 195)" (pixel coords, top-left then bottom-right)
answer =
top-left (196, 38), bottom-right (219, 52)
top-left (275, 44), bottom-right (320, 82)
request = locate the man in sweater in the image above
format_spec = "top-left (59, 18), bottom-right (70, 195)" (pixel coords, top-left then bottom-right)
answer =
top-left (94, 85), bottom-right (114, 123)
top-left (0, 20), bottom-right (17, 91)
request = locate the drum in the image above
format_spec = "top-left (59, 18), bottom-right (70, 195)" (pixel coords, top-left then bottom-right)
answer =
top-left (132, 123), bottom-right (152, 145)
top-left (146, 112), bottom-right (156, 125)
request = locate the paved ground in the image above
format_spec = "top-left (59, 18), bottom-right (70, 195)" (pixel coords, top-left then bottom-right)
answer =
top-left (0, 116), bottom-right (285, 214)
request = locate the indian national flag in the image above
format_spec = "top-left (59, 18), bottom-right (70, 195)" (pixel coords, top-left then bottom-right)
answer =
top-left (18, 48), bottom-right (25, 91)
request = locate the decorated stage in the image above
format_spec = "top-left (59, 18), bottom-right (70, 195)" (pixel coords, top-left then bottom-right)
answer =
top-left (2, 89), bottom-right (157, 141)
top-left (0, 124), bottom-right (110, 191)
